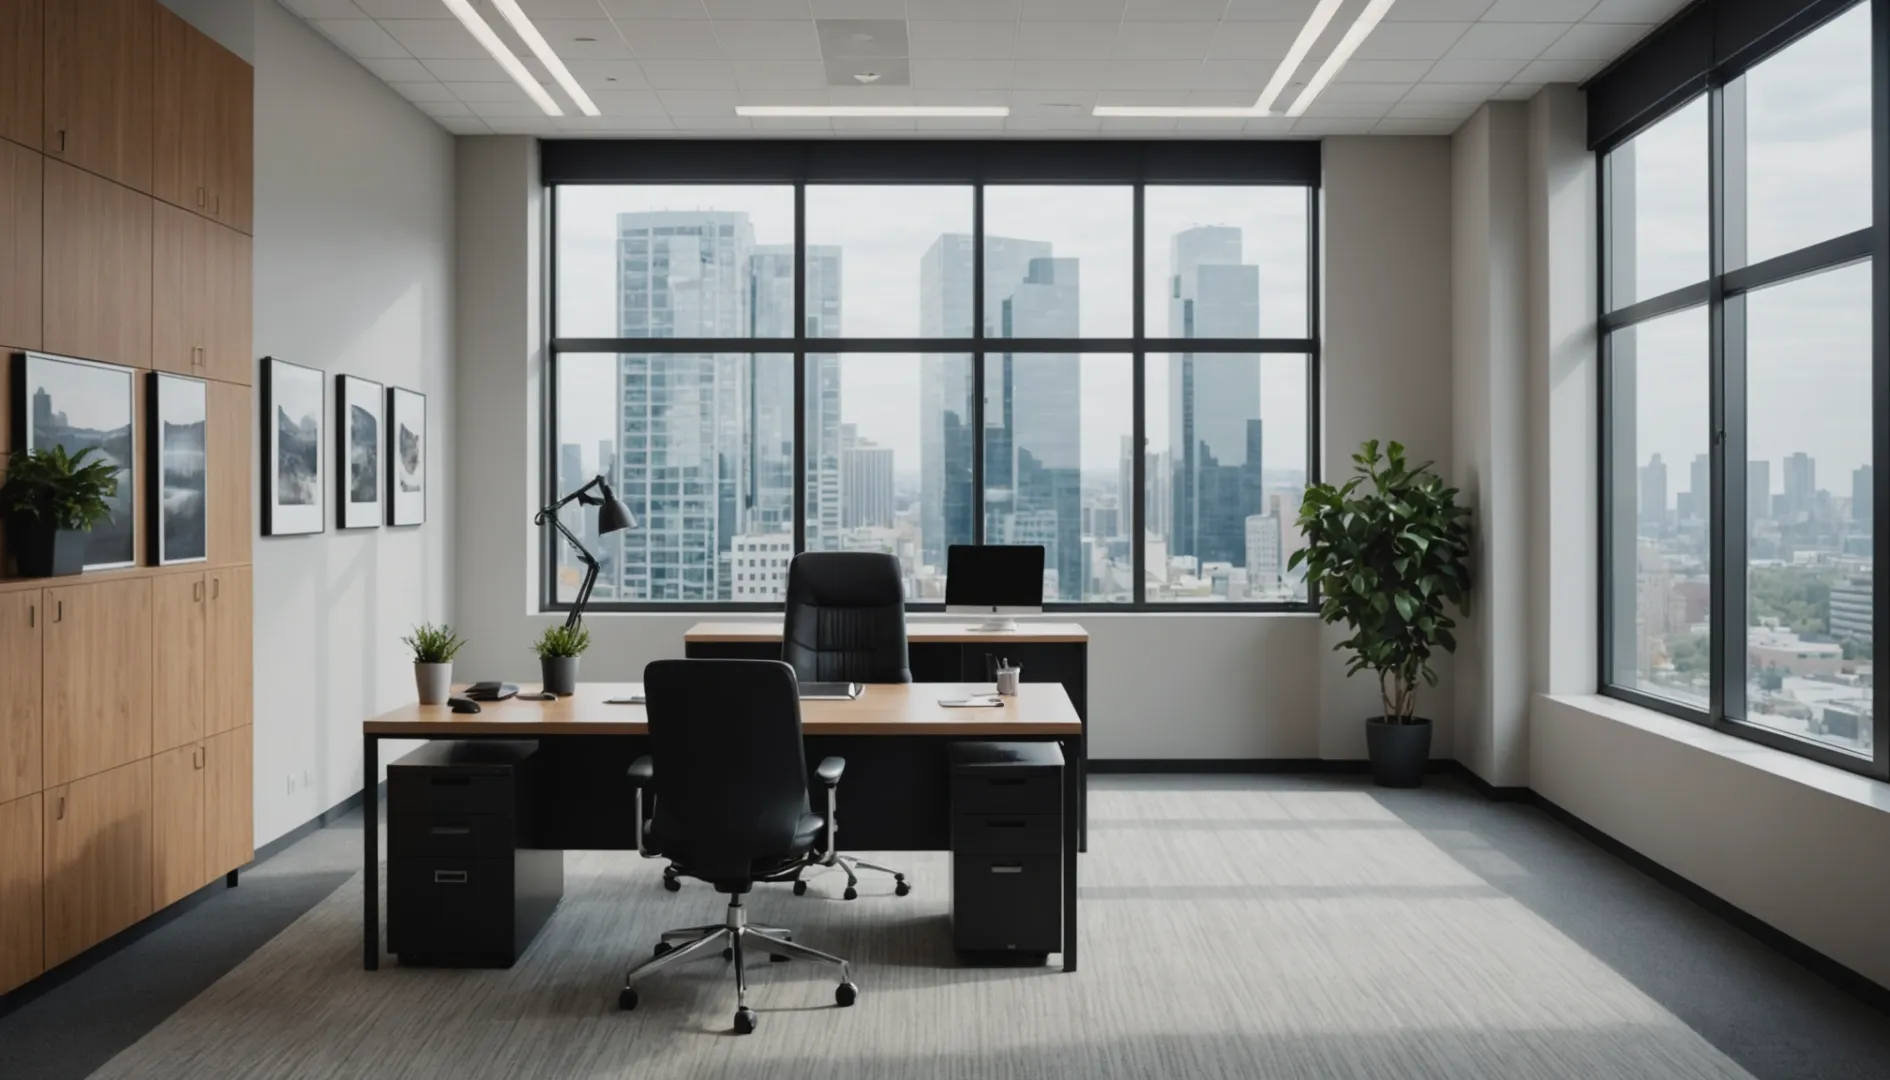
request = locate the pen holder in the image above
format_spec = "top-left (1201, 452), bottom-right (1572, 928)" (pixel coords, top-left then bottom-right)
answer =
top-left (995, 666), bottom-right (1021, 696)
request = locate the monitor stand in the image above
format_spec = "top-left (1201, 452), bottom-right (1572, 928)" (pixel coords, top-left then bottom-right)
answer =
top-left (970, 617), bottom-right (1019, 633)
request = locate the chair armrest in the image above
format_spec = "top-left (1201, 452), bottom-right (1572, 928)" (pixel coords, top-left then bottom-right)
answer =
top-left (628, 756), bottom-right (653, 784)
top-left (816, 757), bottom-right (847, 861)
top-left (815, 756), bottom-right (846, 786)
top-left (629, 757), bottom-right (654, 858)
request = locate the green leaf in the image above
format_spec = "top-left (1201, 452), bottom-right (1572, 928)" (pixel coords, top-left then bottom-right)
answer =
top-left (1393, 594), bottom-right (1416, 622)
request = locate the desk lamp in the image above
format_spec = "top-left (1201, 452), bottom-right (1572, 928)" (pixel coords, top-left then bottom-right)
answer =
top-left (536, 475), bottom-right (635, 629)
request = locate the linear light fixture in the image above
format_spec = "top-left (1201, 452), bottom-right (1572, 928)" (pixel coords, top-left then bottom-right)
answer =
top-left (1091, 105), bottom-right (1266, 118)
top-left (490, 0), bottom-right (601, 117)
top-left (1255, 0), bottom-right (1348, 114)
top-left (737, 105), bottom-right (1010, 118)
top-left (439, 0), bottom-right (563, 117)
top-left (1286, 0), bottom-right (1400, 117)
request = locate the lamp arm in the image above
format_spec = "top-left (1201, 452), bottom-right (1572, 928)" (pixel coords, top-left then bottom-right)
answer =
top-left (541, 500), bottom-right (601, 631)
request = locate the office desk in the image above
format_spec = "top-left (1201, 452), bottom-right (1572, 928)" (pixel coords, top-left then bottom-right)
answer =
top-left (684, 622), bottom-right (1089, 849)
top-left (362, 682), bottom-right (1081, 972)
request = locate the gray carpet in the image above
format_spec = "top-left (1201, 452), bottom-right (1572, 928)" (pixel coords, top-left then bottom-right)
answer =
top-left (80, 784), bottom-right (1762, 1080)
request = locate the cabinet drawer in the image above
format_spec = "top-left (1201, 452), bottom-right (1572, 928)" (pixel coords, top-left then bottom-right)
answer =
top-left (390, 813), bottom-right (515, 860)
top-left (952, 813), bottom-right (1060, 856)
top-left (388, 772), bottom-right (514, 818)
top-left (387, 857), bottom-right (514, 957)
top-left (951, 854), bottom-right (1061, 954)
top-left (952, 771), bottom-right (1060, 816)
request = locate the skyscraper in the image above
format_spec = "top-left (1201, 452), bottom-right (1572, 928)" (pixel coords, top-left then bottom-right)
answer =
top-left (1853, 464), bottom-right (1873, 533)
top-left (1748, 460), bottom-right (1771, 528)
top-left (1783, 452), bottom-right (1815, 520)
top-left (918, 235), bottom-right (986, 572)
top-left (791, 245), bottom-right (843, 556)
top-left (1245, 513), bottom-right (1282, 586)
top-left (1681, 452), bottom-right (1709, 523)
top-left (1168, 226), bottom-right (1262, 569)
top-left (1639, 453), bottom-right (1667, 533)
top-left (841, 426), bottom-right (895, 529)
top-left (986, 255), bottom-right (1081, 599)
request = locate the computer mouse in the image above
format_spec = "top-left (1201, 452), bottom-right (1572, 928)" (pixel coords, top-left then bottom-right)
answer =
top-left (447, 696), bottom-right (482, 714)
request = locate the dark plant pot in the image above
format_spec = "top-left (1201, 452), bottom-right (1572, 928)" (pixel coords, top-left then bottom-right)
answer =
top-left (1365, 717), bottom-right (1432, 788)
top-left (7, 519), bottom-right (87, 578)
top-left (541, 656), bottom-right (579, 697)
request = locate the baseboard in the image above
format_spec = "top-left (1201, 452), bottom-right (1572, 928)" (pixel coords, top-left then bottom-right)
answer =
top-left (0, 782), bottom-right (383, 1018)
top-left (1443, 761), bottom-right (1533, 801)
top-left (1088, 758), bottom-right (1459, 775)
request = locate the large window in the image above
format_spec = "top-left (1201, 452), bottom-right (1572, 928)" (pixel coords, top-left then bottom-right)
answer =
top-left (1600, 0), bottom-right (1885, 778)
top-left (545, 143), bottom-right (1321, 611)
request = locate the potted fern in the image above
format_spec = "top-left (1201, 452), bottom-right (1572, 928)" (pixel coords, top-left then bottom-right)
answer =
top-left (1, 445), bottom-right (119, 577)
top-left (532, 624), bottom-right (590, 697)
top-left (402, 622), bottom-right (466, 705)
top-left (1289, 440), bottom-right (1472, 788)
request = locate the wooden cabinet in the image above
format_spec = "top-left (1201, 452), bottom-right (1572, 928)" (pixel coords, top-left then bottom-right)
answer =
top-left (150, 741), bottom-right (204, 909)
top-left (153, 8), bottom-right (249, 233)
top-left (43, 0), bottom-right (152, 193)
top-left (205, 725), bottom-right (250, 876)
top-left (0, 591), bottom-right (42, 804)
top-left (213, 54), bottom-right (253, 234)
top-left (42, 159), bottom-right (153, 369)
top-left (43, 577), bottom-right (153, 787)
top-left (153, 207), bottom-right (250, 381)
top-left (151, 573), bottom-right (205, 755)
top-left (207, 381), bottom-right (252, 565)
top-left (0, 138), bottom-right (41, 352)
top-left (211, 224), bottom-right (252, 383)
top-left (43, 758), bottom-right (151, 967)
top-left (0, 793), bottom-right (42, 995)
top-left (206, 567), bottom-right (251, 737)
top-left (0, 0), bottom-right (43, 151)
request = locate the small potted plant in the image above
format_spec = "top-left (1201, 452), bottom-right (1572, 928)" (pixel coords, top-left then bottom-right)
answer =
top-left (1290, 440), bottom-right (1472, 788)
top-left (532, 624), bottom-right (590, 697)
top-left (0, 445), bottom-right (118, 577)
top-left (402, 622), bottom-right (466, 706)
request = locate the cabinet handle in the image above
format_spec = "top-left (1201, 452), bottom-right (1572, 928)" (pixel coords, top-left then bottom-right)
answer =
top-left (55, 796), bottom-right (65, 821)
top-left (194, 580), bottom-right (204, 602)
top-left (26, 604), bottom-right (33, 629)
top-left (197, 186), bottom-right (206, 208)
top-left (215, 194), bottom-right (221, 215)
top-left (194, 746), bottom-right (204, 769)
top-left (433, 870), bottom-right (468, 884)
top-left (212, 578), bottom-right (221, 599)
top-left (55, 129), bottom-right (65, 152)
top-left (989, 864), bottom-right (1024, 875)
top-left (54, 600), bottom-right (63, 623)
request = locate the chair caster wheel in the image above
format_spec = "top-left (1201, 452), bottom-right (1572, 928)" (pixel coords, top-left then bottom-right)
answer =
top-left (734, 1008), bottom-right (758, 1035)
top-left (835, 982), bottom-right (858, 1007)
top-left (722, 947), bottom-right (734, 962)
top-left (843, 886), bottom-right (858, 900)
top-left (618, 988), bottom-right (638, 1011)
top-left (792, 879), bottom-right (808, 896)
top-left (653, 942), bottom-right (673, 958)
top-left (894, 880), bottom-right (911, 897)
top-left (662, 876), bottom-right (681, 892)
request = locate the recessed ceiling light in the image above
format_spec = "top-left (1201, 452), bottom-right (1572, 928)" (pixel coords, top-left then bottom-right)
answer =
top-left (487, 0), bottom-right (602, 117)
top-left (438, 0), bottom-right (562, 116)
top-left (853, 71), bottom-right (880, 83)
top-left (737, 105), bottom-right (1010, 118)
top-left (1285, 0), bottom-right (1400, 117)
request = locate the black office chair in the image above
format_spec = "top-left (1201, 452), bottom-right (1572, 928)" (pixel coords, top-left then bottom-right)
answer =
top-left (622, 659), bottom-right (858, 1035)
top-left (782, 551), bottom-right (911, 901)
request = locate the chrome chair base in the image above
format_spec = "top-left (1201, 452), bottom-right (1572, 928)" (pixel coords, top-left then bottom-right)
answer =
top-left (794, 854), bottom-right (911, 900)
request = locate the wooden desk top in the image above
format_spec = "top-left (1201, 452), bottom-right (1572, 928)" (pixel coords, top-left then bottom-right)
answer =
top-left (685, 620), bottom-right (1089, 644)
top-left (364, 682), bottom-right (1081, 738)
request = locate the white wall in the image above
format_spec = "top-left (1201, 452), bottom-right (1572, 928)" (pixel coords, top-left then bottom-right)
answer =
top-left (450, 135), bottom-right (1457, 762)
top-left (247, 0), bottom-right (455, 845)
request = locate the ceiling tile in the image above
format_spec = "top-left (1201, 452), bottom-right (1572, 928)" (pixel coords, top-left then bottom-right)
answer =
top-left (911, 87), bottom-right (1010, 106)
top-left (417, 98), bottom-right (474, 117)
top-left (590, 88), bottom-right (670, 114)
top-left (830, 116), bottom-right (919, 130)
top-left (388, 79), bottom-right (460, 101)
top-left (826, 84), bottom-right (917, 104)
top-left (1317, 81), bottom-right (1409, 104)
top-left (1517, 56), bottom-right (1602, 82)
top-left (1375, 117), bottom-right (1462, 134)
top-left (1491, 81), bottom-right (1543, 99)
top-left (715, 20), bottom-right (823, 58)
top-left (598, 0), bottom-right (710, 16)
top-left (446, 80), bottom-right (532, 102)
top-left (1584, 0), bottom-right (1683, 20)
top-left (1300, 117), bottom-right (1379, 134)
top-left (1442, 22), bottom-right (1566, 60)
top-left (907, 0), bottom-right (1020, 17)
top-left (530, 21), bottom-right (634, 58)
top-left (1485, 0), bottom-right (1597, 19)
top-left (1540, 22), bottom-right (1653, 60)
top-left (671, 116), bottom-right (754, 130)
top-left (741, 114), bottom-right (832, 129)
top-left (1174, 116), bottom-right (1248, 133)
top-left (1336, 59), bottom-right (1436, 82)
top-left (355, 55), bottom-right (436, 81)
top-left (563, 59), bottom-right (652, 88)
top-left (1222, 0), bottom-right (1319, 17)
top-left (1424, 57), bottom-right (1526, 82)
top-left (352, 0), bottom-right (455, 16)
top-left (1101, 116), bottom-right (1180, 132)
top-left (811, 0), bottom-right (909, 15)
top-left (824, 55), bottom-right (910, 85)
top-left (1008, 113), bottom-right (1102, 130)
top-left (703, 0), bottom-right (814, 16)
top-left (1294, 98), bottom-right (1390, 119)
top-left (435, 117), bottom-right (493, 134)
top-left (737, 86), bottom-right (828, 103)
top-left (1192, 59), bottom-right (1267, 90)
top-left (561, 117), bottom-right (678, 132)
top-left (1384, 0), bottom-right (1492, 21)
top-left (656, 88), bottom-right (745, 114)
top-left (1089, 89), bottom-right (1169, 106)
top-left (484, 118), bottom-right (562, 134)
top-left (311, 19), bottom-right (411, 59)
top-left (1238, 116), bottom-right (1295, 133)
top-left (816, 17), bottom-right (910, 57)
top-left (1185, 89), bottom-right (1259, 106)
top-left (1018, 0), bottom-right (1124, 19)
top-left (914, 116), bottom-right (1006, 131)
top-left (1015, 21), bottom-right (1118, 59)
top-left (1400, 80), bottom-right (1503, 102)
top-left (1385, 99), bottom-right (1478, 119)
top-left (908, 21), bottom-right (1017, 59)
top-left (1354, 21), bottom-right (1469, 59)
top-left (279, 0), bottom-right (367, 18)
top-left (1123, 0), bottom-right (1226, 18)
top-left (378, 19), bottom-right (487, 60)
top-left (1207, 21), bottom-right (1297, 60)
top-left (730, 59), bottom-right (831, 87)
top-left (910, 59), bottom-right (1013, 88)
top-left (472, 99), bottom-right (556, 118)
top-left (1113, 21), bottom-right (1216, 59)
top-left (637, 58), bottom-right (740, 87)
top-left (421, 57), bottom-right (511, 81)
top-left (516, 0), bottom-right (613, 16)
top-left (619, 19), bottom-right (723, 56)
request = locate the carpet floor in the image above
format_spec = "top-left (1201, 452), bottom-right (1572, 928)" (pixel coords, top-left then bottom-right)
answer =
top-left (80, 783), bottom-right (1761, 1080)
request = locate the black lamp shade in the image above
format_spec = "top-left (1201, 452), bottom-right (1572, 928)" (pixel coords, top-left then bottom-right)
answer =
top-left (598, 489), bottom-right (636, 535)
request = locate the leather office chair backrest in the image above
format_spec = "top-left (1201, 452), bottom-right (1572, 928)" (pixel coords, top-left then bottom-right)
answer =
top-left (782, 552), bottom-right (912, 684)
top-left (642, 659), bottom-right (813, 884)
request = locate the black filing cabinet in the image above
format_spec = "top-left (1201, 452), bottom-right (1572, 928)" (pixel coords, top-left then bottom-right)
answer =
top-left (950, 741), bottom-right (1064, 958)
top-left (388, 740), bottom-right (563, 967)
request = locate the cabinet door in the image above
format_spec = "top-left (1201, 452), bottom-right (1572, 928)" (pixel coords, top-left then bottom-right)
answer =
top-left (42, 159), bottom-right (154, 369)
top-left (206, 567), bottom-right (251, 736)
top-left (151, 200), bottom-right (209, 376)
top-left (0, 0), bottom-right (43, 150)
top-left (209, 44), bottom-right (251, 233)
top-left (43, 577), bottom-right (153, 786)
top-left (0, 591), bottom-right (43, 804)
top-left (205, 725), bottom-right (250, 877)
top-left (43, 0), bottom-right (152, 193)
top-left (0, 138), bottom-right (42, 353)
top-left (151, 573), bottom-right (205, 755)
top-left (152, 5), bottom-right (209, 217)
top-left (0, 793), bottom-right (43, 995)
top-left (150, 741), bottom-right (204, 909)
top-left (208, 223), bottom-right (251, 385)
top-left (206, 381), bottom-right (252, 565)
top-left (44, 758), bottom-right (152, 967)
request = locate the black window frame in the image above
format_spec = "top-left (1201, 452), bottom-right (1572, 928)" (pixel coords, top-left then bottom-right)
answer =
top-left (539, 139), bottom-right (1323, 615)
top-left (1594, 0), bottom-right (1889, 780)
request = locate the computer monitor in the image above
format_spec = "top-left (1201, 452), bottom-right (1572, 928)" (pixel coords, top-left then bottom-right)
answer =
top-left (944, 545), bottom-right (1045, 632)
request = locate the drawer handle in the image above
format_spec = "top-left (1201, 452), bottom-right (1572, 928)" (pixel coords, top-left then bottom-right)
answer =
top-left (433, 870), bottom-right (469, 884)
top-left (989, 864), bottom-right (1024, 875)
top-left (429, 824), bottom-right (472, 836)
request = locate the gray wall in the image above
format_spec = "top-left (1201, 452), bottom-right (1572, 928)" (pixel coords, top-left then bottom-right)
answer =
top-left (450, 135), bottom-right (1457, 762)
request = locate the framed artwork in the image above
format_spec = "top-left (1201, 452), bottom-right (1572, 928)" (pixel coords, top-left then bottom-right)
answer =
top-left (261, 356), bottom-right (324, 536)
top-left (337, 374), bottom-right (383, 529)
top-left (11, 351), bottom-right (137, 570)
top-left (386, 386), bottom-right (425, 527)
top-left (148, 372), bottom-right (207, 566)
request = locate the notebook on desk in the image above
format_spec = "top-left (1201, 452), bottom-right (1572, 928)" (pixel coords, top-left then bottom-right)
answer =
top-left (798, 681), bottom-right (863, 701)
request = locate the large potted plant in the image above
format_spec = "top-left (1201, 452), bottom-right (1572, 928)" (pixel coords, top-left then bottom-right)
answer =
top-left (532, 624), bottom-right (590, 697)
top-left (402, 622), bottom-right (466, 706)
top-left (1289, 440), bottom-right (1472, 788)
top-left (1, 445), bottom-right (119, 577)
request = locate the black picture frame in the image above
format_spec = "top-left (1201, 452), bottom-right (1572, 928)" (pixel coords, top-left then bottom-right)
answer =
top-left (11, 350), bottom-right (138, 571)
top-left (336, 374), bottom-right (383, 530)
top-left (147, 372), bottom-right (208, 566)
top-left (385, 386), bottom-right (425, 527)
top-left (261, 356), bottom-right (325, 537)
